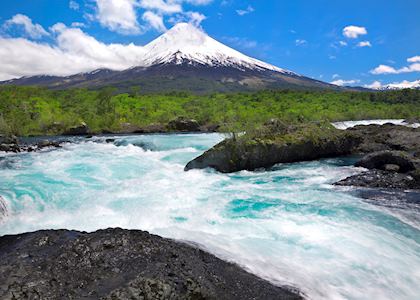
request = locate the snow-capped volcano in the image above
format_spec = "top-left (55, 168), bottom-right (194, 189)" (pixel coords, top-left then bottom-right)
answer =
top-left (1, 22), bottom-right (336, 93)
top-left (141, 23), bottom-right (293, 74)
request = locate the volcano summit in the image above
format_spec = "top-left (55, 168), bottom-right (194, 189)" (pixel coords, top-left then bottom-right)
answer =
top-left (2, 23), bottom-right (337, 93)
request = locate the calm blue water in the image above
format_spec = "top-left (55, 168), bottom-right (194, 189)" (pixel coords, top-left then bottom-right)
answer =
top-left (1, 133), bottom-right (419, 300)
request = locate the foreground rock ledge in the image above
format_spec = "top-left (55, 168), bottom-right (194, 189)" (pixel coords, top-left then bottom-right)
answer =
top-left (0, 228), bottom-right (302, 300)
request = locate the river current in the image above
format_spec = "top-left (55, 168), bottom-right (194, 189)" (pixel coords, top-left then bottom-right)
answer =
top-left (0, 132), bottom-right (419, 300)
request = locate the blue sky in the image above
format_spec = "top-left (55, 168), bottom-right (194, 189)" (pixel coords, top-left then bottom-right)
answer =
top-left (0, 0), bottom-right (419, 88)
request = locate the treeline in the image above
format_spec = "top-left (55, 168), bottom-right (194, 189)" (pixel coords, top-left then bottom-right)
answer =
top-left (0, 86), bottom-right (419, 136)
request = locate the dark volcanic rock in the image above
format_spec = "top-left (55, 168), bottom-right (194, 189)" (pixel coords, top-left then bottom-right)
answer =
top-left (335, 169), bottom-right (420, 190)
top-left (186, 123), bottom-right (361, 173)
top-left (347, 124), bottom-right (420, 153)
top-left (168, 117), bottom-right (201, 132)
top-left (0, 134), bottom-right (18, 145)
top-left (0, 143), bottom-right (20, 153)
top-left (0, 228), bottom-right (301, 300)
top-left (404, 118), bottom-right (420, 124)
top-left (0, 135), bottom-right (20, 153)
top-left (37, 139), bottom-right (62, 149)
top-left (355, 151), bottom-right (416, 173)
top-left (63, 122), bottom-right (90, 136)
top-left (199, 124), bottom-right (220, 133)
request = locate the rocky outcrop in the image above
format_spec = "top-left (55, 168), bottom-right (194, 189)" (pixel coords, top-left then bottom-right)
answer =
top-left (348, 124), bottom-right (420, 153)
top-left (335, 169), bottom-right (420, 190)
top-left (167, 117), bottom-right (201, 132)
top-left (185, 123), bottom-right (361, 173)
top-left (0, 135), bottom-right (20, 153)
top-left (355, 151), bottom-right (416, 173)
top-left (63, 122), bottom-right (90, 136)
top-left (336, 150), bottom-right (420, 190)
top-left (0, 228), bottom-right (301, 300)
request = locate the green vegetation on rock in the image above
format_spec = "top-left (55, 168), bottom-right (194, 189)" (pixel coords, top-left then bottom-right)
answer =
top-left (185, 122), bottom-right (362, 173)
top-left (0, 86), bottom-right (419, 136)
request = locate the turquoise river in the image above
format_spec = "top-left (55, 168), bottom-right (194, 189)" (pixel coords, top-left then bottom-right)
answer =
top-left (0, 133), bottom-right (419, 300)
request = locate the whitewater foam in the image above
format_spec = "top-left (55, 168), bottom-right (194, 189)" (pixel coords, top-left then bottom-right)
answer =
top-left (332, 119), bottom-right (420, 129)
top-left (0, 133), bottom-right (419, 300)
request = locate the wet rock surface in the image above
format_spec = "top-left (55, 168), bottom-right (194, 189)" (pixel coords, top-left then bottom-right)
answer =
top-left (185, 123), bottom-right (361, 173)
top-left (63, 122), bottom-right (90, 136)
top-left (0, 228), bottom-right (302, 300)
top-left (335, 148), bottom-right (420, 190)
top-left (354, 150), bottom-right (417, 173)
top-left (348, 124), bottom-right (420, 153)
top-left (0, 136), bottom-right (64, 153)
top-left (167, 117), bottom-right (201, 132)
top-left (335, 169), bottom-right (420, 190)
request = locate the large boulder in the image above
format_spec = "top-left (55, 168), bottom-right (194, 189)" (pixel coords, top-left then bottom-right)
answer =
top-left (0, 228), bottom-right (301, 300)
top-left (185, 123), bottom-right (361, 173)
top-left (167, 117), bottom-right (200, 132)
top-left (335, 169), bottom-right (420, 190)
top-left (347, 124), bottom-right (420, 153)
top-left (355, 151), bottom-right (416, 173)
top-left (0, 134), bottom-right (18, 145)
top-left (36, 140), bottom-right (62, 150)
top-left (63, 122), bottom-right (90, 136)
top-left (0, 134), bottom-right (20, 152)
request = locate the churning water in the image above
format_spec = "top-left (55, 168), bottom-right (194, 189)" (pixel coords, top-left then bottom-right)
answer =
top-left (0, 133), bottom-right (419, 300)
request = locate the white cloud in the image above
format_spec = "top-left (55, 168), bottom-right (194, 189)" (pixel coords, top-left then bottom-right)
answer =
top-left (71, 22), bottom-right (85, 28)
top-left (343, 25), bottom-right (367, 39)
top-left (357, 41), bottom-right (371, 47)
top-left (142, 11), bottom-right (167, 32)
top-left (407, 55), bottom-right (420, 63)
top-left (167, 11), bottom-right (206, 26)
top-left (69, 0), bottom-right (80, 10)
top-left (95, 0), bottom-right (141, 34)
top-left (364, 80), bottom-right (382, 89)
top-left (364, 80), bottom-right (420, 90)
top-left (139, 0), bottom-right (182, 14)
top-left (0, 23), bottom-right (147, 81)
top-left (4, 14), bottom-right (49, 39)
top-left (386, 79), bottom-right (420, 89)
top-left (370, 64), bottom-right (397, 74)
top-left (330, 79), bottom-right (360, 86)
top-left (185, 11), bottom-right (206, 26)
top-left (338, 41), bottom-right (347, 47)
top-left (182, 0), bottom-right (213, 4)
top-left (236, 5), bottom-right (254, 16)
top-left (92, 0), bottom-right (212, 34)
top-left (332, 74), bottom-right (340, 79)
top-left (295, 39), bottom-right (307, 46)
top-left (370, 57), bottom-right (420, 74)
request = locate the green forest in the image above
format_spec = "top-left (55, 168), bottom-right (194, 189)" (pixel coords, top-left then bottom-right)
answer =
top-left (0, 85), bottom-right (419, 136)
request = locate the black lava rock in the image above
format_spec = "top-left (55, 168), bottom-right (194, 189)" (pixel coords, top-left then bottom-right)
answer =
top-left (168, 117), bottom-right (201, 132)
top-left (63, 122), bottom-right (90, 136)
top-left (0, 228), bottom-right (302, 300)
top-left (335, 169), bottom-right (420, 190)
top-left (355, 151), bottom-right (416, 173)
